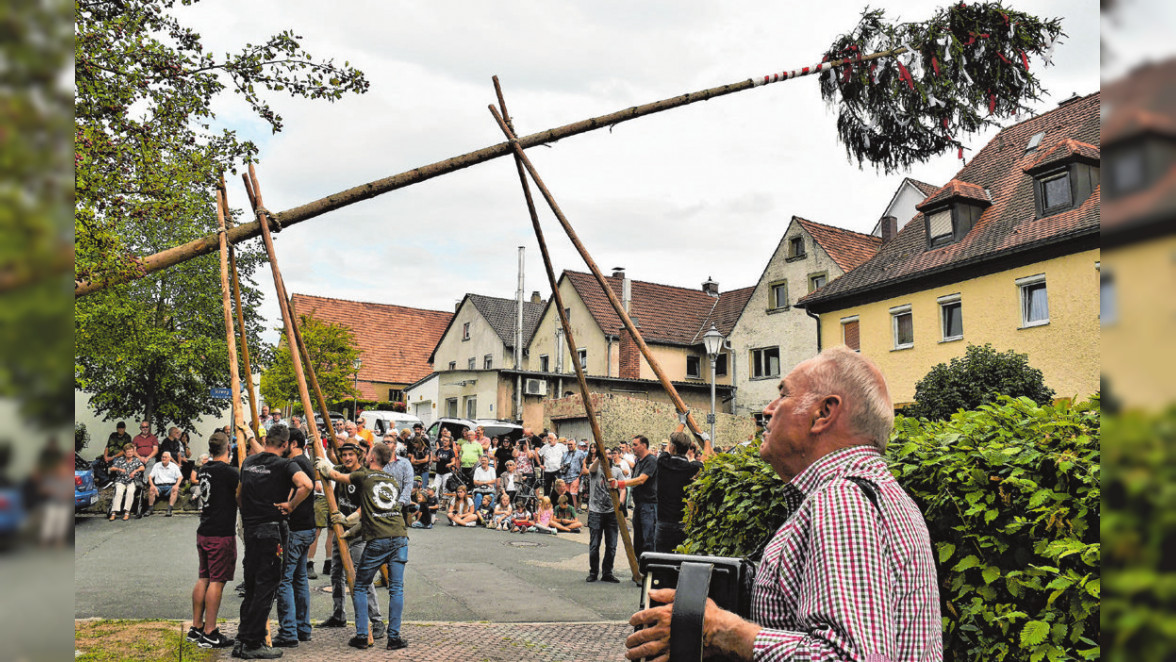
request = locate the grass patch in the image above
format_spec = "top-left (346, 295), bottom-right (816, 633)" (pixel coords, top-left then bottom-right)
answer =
top-left (75, 620), bottom-right (213, 662)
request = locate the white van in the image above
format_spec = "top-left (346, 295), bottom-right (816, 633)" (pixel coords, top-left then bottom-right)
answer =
top-left (359, 411), bottom-right (424, 437)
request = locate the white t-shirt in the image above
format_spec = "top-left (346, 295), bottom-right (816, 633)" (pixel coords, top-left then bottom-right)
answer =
top-left (473, 466), bottom-right (497, 487)
top-left (538, 443), bottom-right (567, 472)
top-left (150, 462), bottom-right (182, 485)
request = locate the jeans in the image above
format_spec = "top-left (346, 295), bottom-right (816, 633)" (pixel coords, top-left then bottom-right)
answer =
top-left (587, 510), bottom-right (618, 577)
top-left (352, 537), bottom-right (408, 639)
top-left (632, 502), bottom-right (657, 561)
top-left (239, 521), bottom-right (288, 647)
top-left (654, 521), bottom-right (687, 554)
top-left (329, 536), bottom-right (383, 634)
top-left (276, 527), bottom-right (315, 641)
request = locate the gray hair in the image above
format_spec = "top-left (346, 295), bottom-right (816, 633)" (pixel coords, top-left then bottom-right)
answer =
top-left (802, 346), bottom-right (894, 451)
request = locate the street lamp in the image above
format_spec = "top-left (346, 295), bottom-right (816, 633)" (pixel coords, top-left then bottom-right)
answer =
top-left (352, 357), bottom-right (362, 421)
top-left (702, 324), bottom-right (724, 447)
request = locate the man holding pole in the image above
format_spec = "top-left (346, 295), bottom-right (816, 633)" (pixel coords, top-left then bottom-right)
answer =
top-left (188, 431), bottom-right (238, 649)
top-left (273, 428), bottom-right (317, 648)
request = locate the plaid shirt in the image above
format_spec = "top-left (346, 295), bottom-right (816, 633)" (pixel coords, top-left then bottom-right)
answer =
top-left (751, 445), bottom-right (942, 661)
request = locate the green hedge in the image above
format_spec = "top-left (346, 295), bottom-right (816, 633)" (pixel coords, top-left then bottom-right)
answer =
top-left (683, 395), bottom-right (1100, 661)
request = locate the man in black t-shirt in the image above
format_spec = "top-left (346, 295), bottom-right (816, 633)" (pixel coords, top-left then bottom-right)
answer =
top-left (653, 430), bottom-right (711, 553)
top-left (188, 431), bottom-right (239, 649)
top-left (273, 429), bottom-right (318, 647)
top-left (611, 435), bottom-right (657, 562)
top-left (235, 424), bottom-right (312, 659)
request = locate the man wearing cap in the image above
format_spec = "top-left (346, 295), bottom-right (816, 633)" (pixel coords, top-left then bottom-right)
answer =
top-left (94, 421), bottom-right (131, 487)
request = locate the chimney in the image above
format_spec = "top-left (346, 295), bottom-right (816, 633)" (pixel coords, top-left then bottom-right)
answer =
top-left (618, 321), bottom-right (641, 379)
top-left (622, 276), bottom-right (632, 315)
top-left (702, 277), bottom-right (719, 297)
top-left (530, 290), bottom-right (542, 305)
top-left (611, 267), bottom-right (625, 279)
top-left (880, 216), bottom-right (898, 244)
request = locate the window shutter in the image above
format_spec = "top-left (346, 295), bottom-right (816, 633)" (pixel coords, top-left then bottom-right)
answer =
top-left (928, 209), bottom-right (952, 240)
top-left (843, 320), bottom-right (860, 351)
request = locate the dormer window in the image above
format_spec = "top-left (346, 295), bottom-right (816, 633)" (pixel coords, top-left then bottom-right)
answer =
top-left (1023, 139), bottom-right (1100, 217)
top-left (927, 209), bottom-right (953, 248)
top-left (915, 180), bottom-right (991, 251)
top-left (1041, 171), bottom-right (1073, 212)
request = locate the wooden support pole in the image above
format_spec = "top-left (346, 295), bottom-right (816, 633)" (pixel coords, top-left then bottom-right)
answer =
top-left (214, 185), bottom-right (249, 474)
top-left (488, 105), bottom-right (714, 456)
top-left (73, 48), bottom-right (908, 297)
top-left (492, 77), bottom-right (641, 582)
top-left (220, 175), bottom-right (261, 436)
top-left (285, 294), bottom-right (343, 465)
top-left (243, 165), bottom-right (357, 591)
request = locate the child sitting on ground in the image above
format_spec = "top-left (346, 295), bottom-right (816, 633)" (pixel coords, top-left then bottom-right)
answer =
top-left (476, 493), bottom-right (495, 527)
top-left (511, 504), bottom-right (534, 533)
top-left (411, 486), bottom-right (439, 529)
top-left (533, 496), bottom-right (558, 535)
top-left (552, 494), bottom-right (582, 533)
top-left (492, 493), bottom-right (513, 530)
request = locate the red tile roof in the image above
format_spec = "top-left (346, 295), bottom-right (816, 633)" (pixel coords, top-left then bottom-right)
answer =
top-left (289, 294), bottom-right (453, 397)
top-left (562, 271), bottom-right (750, 346)
top-left (799, 91), bottom-right (1100, 310)
top-left (1022, 139), bottom-right (1100, 174)
top-left (908, 178), bottom-right (942, 197)
top-left (915, 179), bottom-right (990, 211)
top-left (794, 218), bottom-right (882, 272)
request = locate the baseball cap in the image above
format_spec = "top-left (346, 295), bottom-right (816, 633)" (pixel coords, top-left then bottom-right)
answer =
top-left (338, 442), bottom-right (362, 455)
top-left (577, 440), bottom-right (588, 448)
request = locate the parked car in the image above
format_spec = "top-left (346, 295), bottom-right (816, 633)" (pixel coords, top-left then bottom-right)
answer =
top-left (74, 453), bottom-right (98, 511)
top-left (313, 411), bottom-right (347, 433)
top-left (359, 411), bottom-right (424, 438)
top-left (425, 418), bottom-right (524, 448)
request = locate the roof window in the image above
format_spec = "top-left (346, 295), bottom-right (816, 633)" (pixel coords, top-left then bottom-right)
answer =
top-left (1026, 132), bottom-right (1046, 151)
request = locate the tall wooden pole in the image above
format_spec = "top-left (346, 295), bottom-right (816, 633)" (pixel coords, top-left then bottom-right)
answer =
top-left (285, 294), bottom-right (344, 464)
top-left (243, 166), bottom-right (357, 590)
top-left (73, 47), bottom-right (908, 297)
top-left (220, 175), bottom-right (261, 436)
top-left (215, 187), bottom-right (249, 469)
top-left (488, 106), bottom-right (714, 452)
top-left (492, 78), bottom-right (641, 581)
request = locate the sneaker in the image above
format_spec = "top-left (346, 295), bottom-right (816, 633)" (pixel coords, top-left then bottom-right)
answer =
top-left (306, 562), bottom-right (318, 579)
top-left (143, 507), bottom-right (152, 517)
top-left (347, 635), bottom-right (371, 649)
top-left (236, 643), bottom-right (283, 659)
top-left (297, 632), bottom-right (312, 642)
top-left (424, 523), bottom-right (433, 529)
top-left (316, 615), bottom-right (348, 628)
top-left (585, 574), bottom-right (598, 583)
top-left (269, 637), bottom-right (298, 648)
top-left (371, 627), bottom-right (386, 640)
top-left (321, 560), bottom-right (332, 576)
top-left (187, 626), bottom-right (203, 642)
top-left (601, 574), bottom-right (621, 583)
top-left (386, 636), bottom-right (408, 650)
top-left (410, 521), bottom-right (423, 528)
top-left (199, 629), bottom-right (235, 649)
top-left (166, 506), bottom-right (173, 517)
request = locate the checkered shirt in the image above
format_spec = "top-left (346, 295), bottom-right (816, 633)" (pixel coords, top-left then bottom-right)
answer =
top-left (750, 445), bottom-right (942, 661)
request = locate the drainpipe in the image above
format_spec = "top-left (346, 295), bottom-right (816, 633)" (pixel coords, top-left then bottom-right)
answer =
top-left (724, 338), bottom-right (735, 414)
top-left (516, 246), bottom-right (525, 422)
top-left (605, 334), bottom-right (615, 378)
top-left (805, 308), bottom-right (822, 353)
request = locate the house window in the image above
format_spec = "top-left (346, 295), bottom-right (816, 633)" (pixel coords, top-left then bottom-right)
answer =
top-left (448, 361), bottom-right (457, 371)
top-left (938, 294), bottom-right (963, 341)
top-left (750, 347), bottom-right (780, 379)
top-left (467, 357), bottom-right (476, 370)
top-left (483, 354), bottom-right (493, 370)
top-left (788, 236), bottom-right (805, 258)
top-left (1017, 274), bottom-right (1049, 327)
top-left (1026, 131), bottom-right (1046, 151)
top-left (808, 273), bottom-right (827, 292)
top-left (539, 355), bottom-right (550, 372)
top-left (686, 356), bottom-right (702, 379)
top-left (714, 353), bottom-right (728, 377)
top-left (927, 208), bottom-right (953, 248)
top-left (1041, 172), bottom-right (1072, 212)
top-left (768, 280), bottom-right (789, 310)
top-left (1100, 271), bottom-right (1116, 325)
top-left (387, 389), bottom-right (404, 402)
top-left (577, 348), bottom-right (588, 370)
top-left (462, 322), bottom-right (470, 341)
top-left (1110, 147), bottom-right (1145, 194)
top-left (841, 316), bottom-right (860, 352)
top-left (445, 398), bottom-right (458, 418)
top-left (890, 305), bottom-right (913, 349)
top-left (464, 396), bottom-right (477, 419)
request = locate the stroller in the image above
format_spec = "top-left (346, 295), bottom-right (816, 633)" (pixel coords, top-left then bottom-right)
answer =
top-left (439, 471), bottom-right (473, 510)
top-left (512, 474), bottom-right (539, 513)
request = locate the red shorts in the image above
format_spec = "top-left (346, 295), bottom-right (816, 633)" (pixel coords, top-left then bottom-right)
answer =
top-left (197, 534), bottom-right (237, 583)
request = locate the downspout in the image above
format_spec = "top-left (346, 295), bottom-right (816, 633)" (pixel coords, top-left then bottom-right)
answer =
top-left (516, 246), bottom-right (525, 422)
top-left (605, 334), bottom-right (615, 378)
top-left (723, 338), bottom-right (735, 414)
top-left (805, 308), bottom-right (822, 353)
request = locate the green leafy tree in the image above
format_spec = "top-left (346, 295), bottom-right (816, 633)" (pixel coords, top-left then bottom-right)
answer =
top-left (260, 314), bottom-right (359, 411)
top-left (904, 343), bottom-right (1055, 421)
top-left (74, 0), bottom-right (367, 432)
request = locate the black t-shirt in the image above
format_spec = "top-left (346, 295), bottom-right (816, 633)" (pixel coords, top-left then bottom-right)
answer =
top-left (494, 446), bottom-right (514, 475)
top-left (435, 447), bottom-right (456, 474)
top-left (159, 436), bottom-right (184, 463)
top-left (287, 454), bottom-right (316, 531)
top-left (105, 432), bottom-right (131, 457)
top-left (333, 464), bottom-right (362, 517)
top-left (197, 460), bottom-right (240, 537)
top-left (655, 453), bottom-right (704, 524)
top-left (411, 438), bottom-right (431, 474)
top-left (632, 453), bottom-right (658, 504)
top-left (240, 452), bottom-right (302, 526)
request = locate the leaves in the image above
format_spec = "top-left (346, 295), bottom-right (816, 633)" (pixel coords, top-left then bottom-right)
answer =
top-left (1021, 620), bottom-right (1050, 647)
top-left (904, 343), bottom-right (1056, 421)
top-left (259, 313), bottom-right (360, 410)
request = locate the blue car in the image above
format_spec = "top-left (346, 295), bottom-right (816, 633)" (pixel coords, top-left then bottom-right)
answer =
top-left (0, 486), bottom-right (24, 548)
top-left (75, 454), bottom-right (99, 511)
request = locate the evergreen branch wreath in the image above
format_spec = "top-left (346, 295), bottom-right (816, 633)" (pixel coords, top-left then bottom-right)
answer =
top-left (819, 2), bottom-right (1064, 171)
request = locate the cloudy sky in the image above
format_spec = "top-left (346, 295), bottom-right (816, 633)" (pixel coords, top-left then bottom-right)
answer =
top-left (173, 1), bottom-right (1100, 345)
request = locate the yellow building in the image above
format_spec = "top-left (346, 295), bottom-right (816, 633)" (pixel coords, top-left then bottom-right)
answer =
top-left (799, 92), bottom-right (1101, 407)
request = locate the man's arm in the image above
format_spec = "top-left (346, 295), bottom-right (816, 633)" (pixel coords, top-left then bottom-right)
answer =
top-left (277, 470), bottom-right (313, 515)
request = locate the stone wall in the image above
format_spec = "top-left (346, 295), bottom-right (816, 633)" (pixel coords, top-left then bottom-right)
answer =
top-left (543, 392), bottom-right (754, 448)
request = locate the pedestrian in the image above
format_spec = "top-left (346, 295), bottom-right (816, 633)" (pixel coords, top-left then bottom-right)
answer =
top-left (145, 451), bottom-right (182, 517)
top-left (235, 423), bottom-right (313, 659)
top-left (158, 427), bottom-right (184, 472)
top-left (316, 442), bottom-right (412, 651)
top-left (188, 431), bottom-right (238, 649)
top-left (107, 443), bottom-right (143, 521)
top-left (457, 429), bottom-right (482, 488)
top-left (565, 439), bottom-right (589, 510)
top-left (610, 435), bottom-right (656, 562)
top-left (653, 430), bottom-right (709, 553)
top-left (273, 428), bottom-right (318, 648)
top-left (625, 347), bottom-right (942, 660)
top-left (538, 432), bottom-right (567, 497)
top-left (585, 449), bottom-right (623, 583)
top-left (132, 421), bottom-right (159, 471)
top-left (431, 431), bottom-right (457, 503)
top-left (93, 422), bottom-right (130, 487)
top-left (408, 423), bottom-right (431, 488)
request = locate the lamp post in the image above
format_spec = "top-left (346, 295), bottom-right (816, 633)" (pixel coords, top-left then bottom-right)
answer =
top-left (702, 325), bottom-right (724, 447)
top-left (352, 357), bottom-right (362, 421)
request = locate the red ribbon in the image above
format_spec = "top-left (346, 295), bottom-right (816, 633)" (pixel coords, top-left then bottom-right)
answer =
top-left (942, 117), bottom-right (949, 129)
top-left (843, 66), bottom-right (852, 84)
top-left (897, 61), bottom-right (915, 89)
top-left (988, 91), bottom-right (996, 114)
top-left (1020, 50), bottom-right (1030, 71)
top-left (996, 52), bottom-right (1011, 65)
top-left (932, 56), bottom-right (940, 76)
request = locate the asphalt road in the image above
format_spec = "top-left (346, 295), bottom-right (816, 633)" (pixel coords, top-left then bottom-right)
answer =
top-left (74, 512), bottom-right (641, 623)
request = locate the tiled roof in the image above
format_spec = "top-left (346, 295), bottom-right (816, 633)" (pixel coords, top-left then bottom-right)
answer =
top-left (288, 293), bottom-right (453, 395)
top-left (794, 217), bottom-right (882, 272)
top-left (468, 294), bottom-right (547, 348)
top-left (915, 179), bottom-right (991, 211)
top-left (908, 178), bottom-right (942, 197)
top-left (1022, 139), bottom-right (1100, 174)
top-left (799, 91), bottom-right (1100, 310)
top-left (563, 271), bottom-right (750, 346)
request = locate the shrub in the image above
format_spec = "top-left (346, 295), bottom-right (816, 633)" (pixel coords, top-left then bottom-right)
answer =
top-left (75, 422), bottom-right (91, 453)
top-left (683, 395), bottom-right (1100, 661)
top-left (904, 343), bottom-right (1055, 421)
